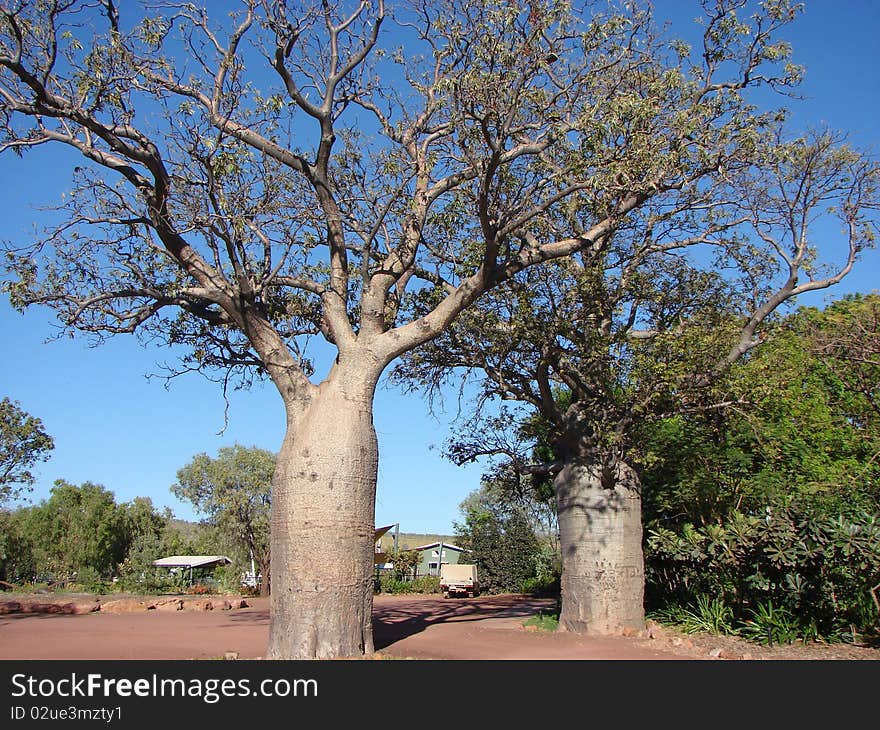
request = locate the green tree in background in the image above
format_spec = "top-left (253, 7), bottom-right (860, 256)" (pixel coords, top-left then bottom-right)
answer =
top-left (640, 297), bottom-right (880, 639)
top-left (17, 480), bottom-right (129, 580)
top-left (455, 484), bottom-right (541, 594)
top-left (172, 445), bottom-right (274, 595)
top-left (0, 509), bottom-right (35, 585)
top-left (0, 0), bottom-right (832, 658)
top-left (0, 479), bottom-right (237, 590)
top-left (0, 398), bottom-right (54, 505)
top-left (642, 296), bottom-right (880, 526)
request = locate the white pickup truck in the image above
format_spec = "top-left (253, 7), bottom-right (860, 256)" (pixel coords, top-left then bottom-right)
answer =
top-left (440, 563), bottom-right (479, 598)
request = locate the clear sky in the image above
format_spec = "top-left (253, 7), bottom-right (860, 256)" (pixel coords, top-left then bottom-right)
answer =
top-left (1, 1), bottom-right (878, 535)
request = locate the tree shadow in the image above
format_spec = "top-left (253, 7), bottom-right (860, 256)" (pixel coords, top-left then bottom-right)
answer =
top-left (371, 594), bottom-right (557, 650)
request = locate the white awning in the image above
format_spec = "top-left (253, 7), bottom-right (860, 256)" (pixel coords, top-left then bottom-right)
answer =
top-left (151, 555), bottom-right (233, 569)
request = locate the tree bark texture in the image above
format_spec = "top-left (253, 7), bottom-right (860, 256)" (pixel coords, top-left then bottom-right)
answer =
top-left (258, 560), bottom-right (271, 598)
top-left (555, 460), bottom-right (645, 635)
top-left (266, 371), bottom-right (379, 659)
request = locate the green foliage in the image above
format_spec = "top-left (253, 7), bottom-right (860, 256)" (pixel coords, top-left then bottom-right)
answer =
top-left (17, 480), bottom-right (131, 580)
top-left (388, 549), bottom-right (420, 582)
top-left (0, 481), bottom-right (238, 594)
top-left (520, 546), bottom-right (562, 594)
top-left (410, 576), bottom-right (441, 594)
top-left (69, 565), bottom-right (108, 594)
top-left (646, 507), bottom-right (880, 641)
top-left (0, 508), bottom-right (35, 584)
top-left (172, 445), bottom-right (273, 593)
top-left (211, 563), bottom-right (244, 594)
top-left (641, 297), bottom-right (880, 643)
top-left (374, 574), bottom-right (441, 595)
top-left (455, 488), bottom-right (543, 594)
top-left (0, 398), bottom-right (53, 504)
top-left (523, 611), bottom-right (559, 632)
top-left (677, 595), bottom-right (736, 636)
top-left (642, 297), bottom-right (880, 525)
top-left (738, 601), bottom-right (801, 646)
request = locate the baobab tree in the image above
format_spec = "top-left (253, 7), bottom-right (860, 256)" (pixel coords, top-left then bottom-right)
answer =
top-left (1, 0), bottom-right (818, 656)
top-left (395, 129), bottom-right (879, 634)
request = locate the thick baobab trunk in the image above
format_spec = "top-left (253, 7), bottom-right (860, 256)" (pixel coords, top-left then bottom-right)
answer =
top-left (555, 459), bottom-right (645, 635)
top-left (266, 370), bottom-right (379, 659)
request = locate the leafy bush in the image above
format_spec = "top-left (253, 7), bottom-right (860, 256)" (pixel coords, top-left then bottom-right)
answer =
top-left (410, 576), bottom-right (441, 594)
top-left (114, 559), bottom-right (186, 594)
top-left (649, 599), bottom-right (735, 636)
top-left (374, 574), bottom-right (441, 594)
top-left (520, 574), bottom-right (560, 595)
top-left (738, 601), bottom-right (800, 646)
top-left (645, 506), bottom-right (880, 641)
top-left (69, 566), bottom-right (108, 594)
top-left (211, 563), bottom-right (244, 594)
top-left (521, 548), bottom-right (561, 595)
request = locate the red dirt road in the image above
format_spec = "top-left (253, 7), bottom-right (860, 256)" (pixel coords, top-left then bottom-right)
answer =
top-left (0, 594), bottom-right (696, 660)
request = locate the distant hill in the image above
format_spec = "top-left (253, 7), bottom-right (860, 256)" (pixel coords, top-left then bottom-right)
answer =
top-left (378, 532), bottom-right (459, 552)
top-left (169, 520), bottom-right (457, 554)
top-left (168, 518), bottom-right (207, 540)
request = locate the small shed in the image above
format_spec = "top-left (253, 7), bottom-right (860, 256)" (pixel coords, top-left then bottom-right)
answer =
top-left (151, 555), bottom-right (233, 586)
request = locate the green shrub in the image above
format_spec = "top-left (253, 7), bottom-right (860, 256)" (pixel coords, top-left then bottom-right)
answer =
top-left (211, 564), bottom-right (243, 594)
top-left (645, 506), bottom-right (880, 641)
top-left (374, 575), bottom-right (409, 594)
top-left (374, 574), bottom-right (441, 594)
top-left (69, 566), bottom-right (108, 594)
top-left (679, 595), bottom-right (736, 635)
top-left (520, 574), bottom-right (560, 595)
top-left (738, 601), bottom-right (800, 646)
top-left (410, 576), bottom-right (441, 594)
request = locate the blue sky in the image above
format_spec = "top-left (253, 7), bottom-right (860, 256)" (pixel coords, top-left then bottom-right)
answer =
top-left (1, 1), bottom-right (878, 535)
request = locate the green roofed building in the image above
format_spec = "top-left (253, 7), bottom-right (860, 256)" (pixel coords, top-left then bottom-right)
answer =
top-left (412, 541), bottom-right (467, 577)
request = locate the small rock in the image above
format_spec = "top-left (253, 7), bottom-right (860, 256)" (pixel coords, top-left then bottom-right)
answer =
top-left (152, 599), bottom-right (183, 612)
top-left (224, 651), bottom-right (239, 661)
top-left (182, 599), bottom-right (214, 611)
top-left (99, 599), bottom-right (148, 614)
top-left (708, 647), bottom-right (723, 658)
top-left (68, 602), bottom-right (100, 615)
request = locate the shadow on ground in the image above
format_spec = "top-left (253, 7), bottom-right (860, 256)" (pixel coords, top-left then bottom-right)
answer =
top-left (371, 594), bottom-right (556, 650)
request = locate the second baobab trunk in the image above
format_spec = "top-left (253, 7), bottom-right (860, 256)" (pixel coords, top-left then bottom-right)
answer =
top-left (555, 460), bottom-right (645, 635)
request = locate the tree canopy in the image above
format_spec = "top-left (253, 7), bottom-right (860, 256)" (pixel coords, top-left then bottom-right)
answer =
top-left (0, 397), bottom-right (54, 504)
top-left (2, 0), bottom-right (870, 656)
top-left (642, 294), bottom-right (880, 525)
top-left (0, 0), bottom-right (820, 386)
top-left (172, 444), bottom-right (273, 594)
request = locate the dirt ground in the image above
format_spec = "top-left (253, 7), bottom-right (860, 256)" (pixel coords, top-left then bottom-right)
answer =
top-left (0, 592), bottom-right (877, 661)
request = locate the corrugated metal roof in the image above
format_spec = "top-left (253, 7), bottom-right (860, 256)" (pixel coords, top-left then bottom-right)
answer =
top-left (151, 555), bottom-right (233, 568)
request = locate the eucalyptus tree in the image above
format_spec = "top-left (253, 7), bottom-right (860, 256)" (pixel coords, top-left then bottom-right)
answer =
top-left (0, 0), bottom-right (815, 656)
top-left (173, 445), bottom-right (274, 596)
top-left (0, 397), bottom-right (54, 504)
top-left (396, 130), bottom-right (879, 634)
